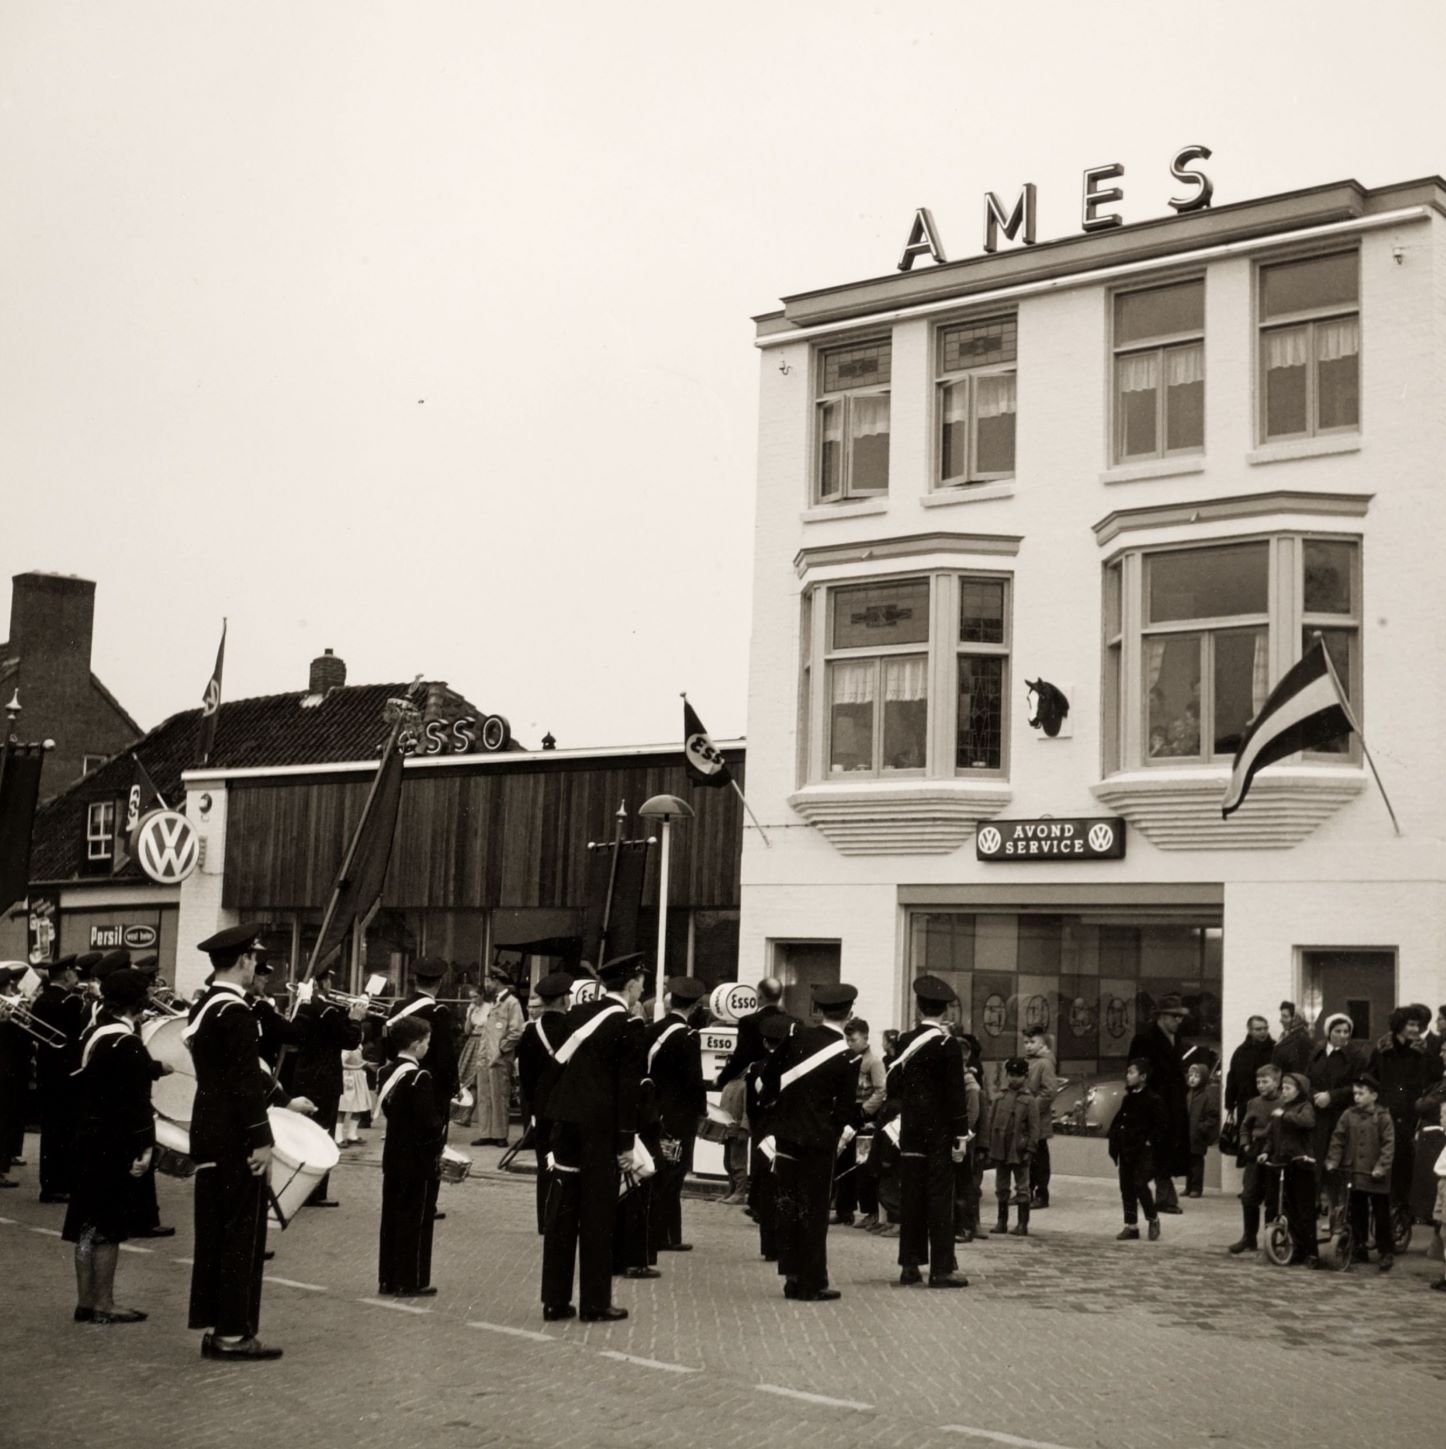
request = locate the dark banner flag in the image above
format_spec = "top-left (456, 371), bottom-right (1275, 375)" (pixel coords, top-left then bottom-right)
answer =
top-left (199, 621), bottom-right (226, 765)
top-left (683, 699), bottom-right (731, 788)
top-left (581, 840), bottom-right (649, 967)
top-left (308, 734), bottom-right (406, 974)
top-left (0, 743), bottom-right (46, 917)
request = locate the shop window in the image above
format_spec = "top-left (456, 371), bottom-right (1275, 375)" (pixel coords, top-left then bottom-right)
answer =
top-left (1104, 535), bottom-right (1359, 772)
top-left (1112, 279), bottom-right (1204, 462)
top-left (86, 800), bottom-right (116, 863)
top-left (690, 911), bottom-right (741, 991)
top-left (1259, 252), bottom-right (1359, 441)
top-left (936, 316), bottom-right (1016, 485)
top-left (816, 339), bottom-right (890, 501)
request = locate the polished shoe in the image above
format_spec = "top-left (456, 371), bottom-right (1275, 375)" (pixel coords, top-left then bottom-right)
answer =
top-left (201, 1334), bottom-right (283, 1361)
top-left (579, 1305), bottom-right (627, 1322)
top-left (91, 1308), bottom-right (148, 1325)
top-left (928, 1273), bottom-right (969, 1289)
top-left (657, 1242), bottom-right (692, 1252)
top-left (897, 1266), bottom-right (923, 1286)
top-left (376, 1286), bottom-right (399, 1297)
top-left (1428, 1278), bottom-right (1446, 1291)
top-left (831, 1213), bottom-right (853, 1226)
top-left (854, 1213), bottom-right (878, 1231)
top-left (307, 1199), bottom-right (340, 1209)
top-left (470, 1138), bottom-right (490, 1147)
top-left (955, 1229), bottom-right (974, 1243)
top-left (432, 1210), bottom-right (446, 1221)
top-left (1157, 1203), bottom-right (1183, 1215)
top-left (1378, 1255), bottom-right (1394, 1273)
top-left (73, 1306), bottom-right (94, 1322)
top-left (989, 1221), bottom-right (1009, 1235)
top-left (795, 1288), bottom-right (841, 1302)
top-left (1226, 1237), bottom-right (1257, 1255)
top-left (136, 1226), bottom-right (176, 1238)
top-left (782, 1277), bottom-right (799, 1299)
top-left (542, 1304), bottom-right (576, 1321)
top-left (1030, 1195), bottom-right (1049, 1210)
top-left (1147, 1220), bottom-right (1161, 1241)
top-left (1185, 1189), bottom-right (1203, 1199)
top-left (877, 1223), bottom-right (900, 1238)
top-left (1115, 1226), bottom-right (1140, 1241)
top-left (717, 1190), bottom-right (744, 1205)
top-left (398, 1285), bottom-right (439, 1297)
top-left (624, 1266), bottom-right (661, 1279)
top-left (1008, 1223), bottom-right (1028, 1237)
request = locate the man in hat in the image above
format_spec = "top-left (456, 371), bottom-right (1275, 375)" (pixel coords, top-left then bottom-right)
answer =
top-left (759, 982), bottom-right (862, 1302)
top-left (647, 976), bottom-right (708, 1256)
top-left (472, 965), bottom-right (526, 1148)
top-left (28, 953), bottom-right (86, 1201)
top-left (516, 972), bottom-right (573, 1234)
top-left (186, 925), bottom-right (283, 1361)
top-left (388, 958), bottom-right (460, 1125)
top-left (541, 952), bottom-right (649, 1323)
top-left (291, 962), bottom-right (366, 1208)
top-left (888, 976), bottom-right (970, 1289)
top-left (1126, 994), bottom-right (1191, 1213)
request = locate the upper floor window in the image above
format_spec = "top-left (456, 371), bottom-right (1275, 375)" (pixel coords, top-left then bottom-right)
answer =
top-left (80, 753), bottom-right (107, 777)
top-left (816, 340), bottom-right (890, 501)
top-left (1113, 279), bottom-right (1204, 462)
top-left (86, 800), bottom-right (116, 862)
top-left (937, 317), bottom-right (1016, 485)
top-left (1259, 252), bottom-right (1359, 441)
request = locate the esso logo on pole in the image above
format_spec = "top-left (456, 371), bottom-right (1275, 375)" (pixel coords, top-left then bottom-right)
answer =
top-left (571, 978), bottom-right (604, 1004)
top-left (708, 982), bottom-right (758, 1025)
top-left (135, 809), bottom-right (200, 884)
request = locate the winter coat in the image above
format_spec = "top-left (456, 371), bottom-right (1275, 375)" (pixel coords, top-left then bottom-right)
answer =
top-left (1186, 1080), bottom-right (1221, 1154)
top-left (1025, 1051), bottom-right (1061, 1141)
top-left (985, 1083), bottom-right (1039, 1164)
top-left (1108, 1086), bottom-right (1166, 1164)
top-left (1225, 1034), bottom-right (1276, 1117)
top-left (1325, 1103), bottom-right (1395, 1194)
top-left (1369, 1038), bottom-right (1435, 1123)
top-left (1262, 1079), bottom-right (1316, 1163)
top-left (1125, 1023), bottom-right (1190, 1175)
top-left (1271, 1021), bottom-right (1313, 1079)
top-left (1307, 1041), bottom-right (1366, 1162)
top-left (1238, 1091), bottom-right (1280, 1167)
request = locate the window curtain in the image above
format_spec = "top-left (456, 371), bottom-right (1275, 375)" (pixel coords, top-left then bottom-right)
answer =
top-left (1143, 638), bottom-right (1166, 692)
top-left (830, 659), bottom-right (875, 705)
top-left (850, 394), bottom-right (890, 438)
top-left (1117, 353), bottom-right (1159, 393)
top-left (1251, 632), bottom-right (1269, 715)
top-left (1263, 327), bottom-right (1309, 369)
top-left (975, 372), bottom-right (1017, 418)
top-left (1164, 344), bottom-right (1203, 386)
top-left (941, 380), bottom-right (969, 424)
top-left (818, 399), bottom-right (843, 445)
top-left (882, 656), bottom-right (928, 702)
top-left (1314, 317), bottom-right (1359, 362)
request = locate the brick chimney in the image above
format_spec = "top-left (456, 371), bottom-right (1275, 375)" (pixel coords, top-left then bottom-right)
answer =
top-left (309, 648), bottom-right (346, 693)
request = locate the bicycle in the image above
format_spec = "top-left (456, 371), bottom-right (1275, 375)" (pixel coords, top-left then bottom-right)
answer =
top-left (1262, 1154), bottom-right (1320, 1267)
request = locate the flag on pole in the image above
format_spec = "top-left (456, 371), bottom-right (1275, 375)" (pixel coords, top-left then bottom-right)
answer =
top-left (1221, 640), bottom-right (1352, 818)
top-left (199, 621), bottom-right (226, 765)
top-left (0, 742), bottom-right (45, 917)
top-left (116, 753), bottom-right (167, 873)
top-left (683, 699), bottom-right (731, 789)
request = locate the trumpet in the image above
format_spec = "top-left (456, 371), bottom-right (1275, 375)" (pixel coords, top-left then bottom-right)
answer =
top-left (287, 983), bottom-right (389, 1019)
top-left (0, 994), bottom-right (67, 1050)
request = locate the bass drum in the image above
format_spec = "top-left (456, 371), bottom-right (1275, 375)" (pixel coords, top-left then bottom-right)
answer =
top-left (141, 1015), bottom-right (198, 1127)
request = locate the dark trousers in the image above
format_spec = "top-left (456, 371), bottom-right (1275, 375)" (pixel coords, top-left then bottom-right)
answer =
top-left (1031, 1140), bottom-right (1052, 1202)
top-left (0, 1075), bottom-right (25, 1163)
top-left (994, 1160), bottom-right (1031, 1206)
top-left (748, 1142), bottom-right (778, 1260)
top-left (1118, 1151), bottom-right (1157, 1225)
top-left (137, 1160), bottom-right (161, 1230)
top-left (379, 1167), bottom-right (438, 1293)
top-left (189, 1157), bottom-right (268, 1339)
top-left (955, 1148), bottom-right (984, 1232)
top-left (774, 1143), bottom-right (833, 1293)
top-left (1186, 1153), bottom-right (1206, 1195)
top-left (1388, 1122), bottom-right (1414, 1206)
top-left (38, 1088), bottom-right (73, 1196)
top-left (612, 1176), bottom-right (652, 1269)
top-left (306, 1094), bottom-right (341, 1205)
top-left (1240, 1161), bottom-right (1278, 1239)
top-left (1280, 1162), bottom-right (1317, 1260)
top-left (899, 1141), bottom-right (956, 1275)
top-left (1155, 1169), bottom-right (1180, 1210)
top-left (542, 1123), bottom-right (619, 1313)
top-left (1349, 1189), bottom-right (1392, 1257)
top-left (533, 1118), bottom-right (553, 1236)
top-left (649, 1129), bottom-right (692, 1251)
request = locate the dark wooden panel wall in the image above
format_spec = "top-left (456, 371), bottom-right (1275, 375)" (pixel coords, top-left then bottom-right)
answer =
top-left (223, 754), bottom-right (744, 912)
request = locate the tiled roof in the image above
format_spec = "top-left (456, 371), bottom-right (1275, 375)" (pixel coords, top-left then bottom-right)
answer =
top-left (27, 681), bottom-right (489, 884)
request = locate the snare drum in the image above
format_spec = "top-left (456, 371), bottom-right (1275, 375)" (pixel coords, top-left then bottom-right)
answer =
top-left (142, 1015), bottom-right (198, 1126)
top-left (439, 1146), bottom-right (472, 1185)
top-left (268, 1107), bottom-right (341, 1228)
top-left (153, 1117), bottom-right (196, 1178)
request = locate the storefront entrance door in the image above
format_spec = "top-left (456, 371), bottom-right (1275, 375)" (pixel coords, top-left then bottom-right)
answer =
top-left (1302, 949), bottom-right (1396, 1045)
top-left (772, 940), bottom-right (841, 1022)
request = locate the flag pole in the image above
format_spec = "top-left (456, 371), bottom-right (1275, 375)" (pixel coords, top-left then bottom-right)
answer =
top-left (729, 776), bottom-right (771, 848)
top-left (1313, 633), bottom-right (1401, 837)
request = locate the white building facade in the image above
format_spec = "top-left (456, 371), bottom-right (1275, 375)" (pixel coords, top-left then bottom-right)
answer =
top-left (740, 176), bottom-right (1446, 1174)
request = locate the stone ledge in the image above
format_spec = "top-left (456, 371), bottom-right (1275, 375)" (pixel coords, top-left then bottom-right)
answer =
top-left (787, 781), bottom-right (1012, 855)
top-left (1090, 766), bottom-right (1366, 850)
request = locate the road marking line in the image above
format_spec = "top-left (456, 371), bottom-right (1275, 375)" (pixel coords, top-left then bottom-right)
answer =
top-left (756, 1384), bottom-right (872, 1412)
top-left (597, 1350), bottom-right (698, 1374)
top-left (467, 1320), bottom-right (555, 1344)
top-left (172, 1256), bottom-right (194, 1265)
top-left (118, 1243), bottom-right (153, 1254)
top-left (29, 1226), bottom-right (61, 1237)
top-left (0, 1216), bottom-right (16, 1224)
top-left (265, 1276), bottom-right (327, 1292)
top-left (358, 1296), bottom-right (432, 1315)
top-left (940, 1426), bottom-right (1082, 1449)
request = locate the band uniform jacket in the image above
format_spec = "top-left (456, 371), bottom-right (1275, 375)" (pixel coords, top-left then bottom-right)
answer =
top-left (188, 984), bottom-right (275, 1163)
top-left (379, 1059), bottom-right (447, 1177)
top-left (291, 996), bottom-right (363, 1119)
top-left (387, 993), bottom-right (459, 1113)
top-left (718, 1003), bottom-right (792, 1088)
top-left (886, 1026), bottom-right (969, 1150)
top-left (30, 983), bottom-right (85, 1084)
top-left (760, 1024), bottom-right (860, 1152)
top-left (646, 1012), bottom-right (706, 1139)
top-left (517, 1012), bottom-right (571, 1128)
top-left (545, 998), bottom-right (643, 1155)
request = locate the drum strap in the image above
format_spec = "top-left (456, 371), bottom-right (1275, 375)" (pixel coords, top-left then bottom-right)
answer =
top-left (387, 997), bottom-right (432, 1029)
top-left (74, 1022), bottom-right (133, 1076)
top-left (646, 1020), bottom-right (685, 1074)
top-left (181, 990), bottom-right (247, 1046)
top-left (554, 1003), bottom-right (625, 1066)
top-left (376, 1061), bottom-right (419, 1113)
top-left (778, 1037), bottom-right (849, 1092)
top-left (885, 1025), bottom-right (946, 1077)
top-left (883, 1118), bottom-right (902, 1146)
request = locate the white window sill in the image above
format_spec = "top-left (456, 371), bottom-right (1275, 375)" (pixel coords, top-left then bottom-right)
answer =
top-left (921, 482), bottom-right (1016, 507)
top-left (801, 498), bottom-right (890, 523)
top-left (1099, 456), bottom-right (1206, 486)
top-left (1247, 435), bottom-right (1361, 467)
top-left (788, 779), bottom-right (1012, 856)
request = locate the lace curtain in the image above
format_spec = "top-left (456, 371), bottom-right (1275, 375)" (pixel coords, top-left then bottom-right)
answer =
top-left (1262, 319), bottom-right (1357, 372)
top-left (850, 394), bottom-right (890, 439)
top-left (830, 657), bottom-right (927, 704)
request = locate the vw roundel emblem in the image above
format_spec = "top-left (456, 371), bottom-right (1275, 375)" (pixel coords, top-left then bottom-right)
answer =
top-left (135, 809), bottom-right (200, 884)
top-left (1087, 823), bottom-right (1115, 853)
top-left (976, 826), bottom-right (1003, 856)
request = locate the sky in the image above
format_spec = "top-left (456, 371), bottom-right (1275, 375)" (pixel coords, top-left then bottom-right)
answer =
top-left (2, 1), bottom-right (1444, 751)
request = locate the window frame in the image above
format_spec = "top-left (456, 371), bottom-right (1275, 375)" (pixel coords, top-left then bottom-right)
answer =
top-left (80, 753), bottom-right (108, 777)
top-left (934, 314), bottom-right (1018, 488)
top-left (813, 337), bottom-right (892, 503)
top-left (1110, 276), bottom-right (1206, 465)
top-left (86, 800), bottom-right (116, 863)
top-left (1256, 249), bottom-right (1361, 444)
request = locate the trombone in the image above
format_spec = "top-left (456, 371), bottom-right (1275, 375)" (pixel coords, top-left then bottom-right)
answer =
top-left (0, 994), bottom-right (67, 1050)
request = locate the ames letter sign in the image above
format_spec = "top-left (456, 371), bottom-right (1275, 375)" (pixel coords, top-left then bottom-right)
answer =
top-left (976, 817), bottom-right (1126, 862)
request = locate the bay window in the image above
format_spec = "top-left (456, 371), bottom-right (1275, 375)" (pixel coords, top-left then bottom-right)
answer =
top-left (1113, 279), bottom-right (1204, 462)
top-left (1259, 252), bottom-right (1359, 441)
top-left (937, 317), bottom-right (1017, 485)
top-left (816, 340), bottom-right (890, 501)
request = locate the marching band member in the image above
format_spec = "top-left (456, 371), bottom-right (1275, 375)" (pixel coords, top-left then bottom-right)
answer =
top-left (0, 964), bottom-right (35, 1188)
top-left (290, 961), bottom-right (365, 1207)
top-left (516, 972), bottom-right (574, 1234)
top-left (30, 954), bottom-right (85, 1202)
top-left (745, 1013), bottom-right (794, 1260)
top-left (540, 953), bottom-right (648, 1323)
top-left (759, 982), bottom-right (861, 1303)
top-left (376, 1016), bottom-right (445, 1298)
top-left (386, 957), bottom-right (459, 1222)
top-left (186, 925), bottom-right (283, 1362)
top-left (888, 976), bottom-right (970, 1289)
top-left (62, 968), bottom-right (157, 1324)
top-left (646, 976), bottom-right (707, 1257)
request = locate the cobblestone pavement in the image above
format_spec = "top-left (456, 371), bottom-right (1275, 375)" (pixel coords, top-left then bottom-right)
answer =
top-left (3, 1133), bottom-right (1443, 1449)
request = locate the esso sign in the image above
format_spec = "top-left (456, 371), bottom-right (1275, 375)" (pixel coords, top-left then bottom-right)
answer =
top-left (708, 982), bottom-right (758, 1025)
top-left (400, 714), bottom-right (513, 757)
top-left (571, 978), bottom-right (604, 1004)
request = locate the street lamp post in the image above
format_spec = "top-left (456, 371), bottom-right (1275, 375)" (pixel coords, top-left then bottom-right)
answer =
top-left (638, 794), bottom-right (695, 1021)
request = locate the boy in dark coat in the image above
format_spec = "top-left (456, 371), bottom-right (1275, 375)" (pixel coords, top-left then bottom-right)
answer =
top-left (1262, 1071), bottom-right (1317, 1265)
top-left (1324, 1073), bottom-right (1396, 1270)
top-left (1184, 1061), bottom-right (1220, 1197)
top-left (1108, 1058), bottom-right (1166, 1241)
top-left (377, 1016), bottom-right (447, 1297)
top-left (1229, 1062), bottom-right (1282, 1254)
top-left (985, 1058), bottom-right (1039, 1237)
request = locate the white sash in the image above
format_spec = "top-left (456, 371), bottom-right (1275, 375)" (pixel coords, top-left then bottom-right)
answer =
top-left (885, 1024), bottom-right (946, 1077)
top-left (778, 1036), bottom-right (849, 1092)
top-left (647, 1020), bottom-right (686, 1074)
top-left (554, 1002), bottom-right (625, 1066)
top-left (75, 1022), bottom-right (133, 1075)
top-left (181, 989), bottom-right (248, 1045)
top-left (386, 996), bottom-right (433, 1029)
top-left (377, 1060), bottom-right (420, 1113)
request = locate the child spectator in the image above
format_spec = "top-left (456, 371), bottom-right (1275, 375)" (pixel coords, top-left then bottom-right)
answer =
top-left (717, 1073), bottom-right (749, 1205)
top-left (1324, 1073), bottom-right (1396, 1271)
top-left (1429, 1101), bottom-right (1446, 1293)
top-left (1185, 1060), bottom-right (1221, 1198)
top-left (834, 1018), bottom-right (886, 1227)
top-left (985, 1057), bottom-right (1039, 1237)
top-left (1228, 1063), bottom-right (1282, 1255)
top-left (1108, 1058), bottom-right (1166, 1241)
top-left (1263, 1071), bottom-right (1317, 1265)
top-left (336, 1045), bottom-right (371, 1147)
top-left (1023, 1026), bottom-right (1061, 1209)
